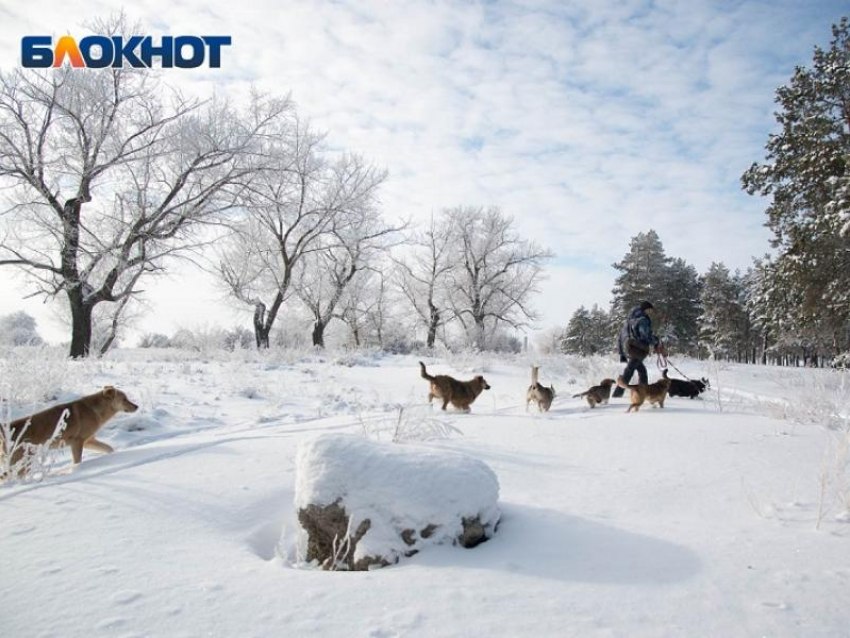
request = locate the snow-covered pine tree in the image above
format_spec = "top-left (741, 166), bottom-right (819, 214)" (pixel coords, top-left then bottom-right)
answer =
top-left (588, 304), bottom-right (614, 355)
top-left (611, 230), bottom-right (671, 318)
top-left (561, 306), bottom-right (593, 355)
top-left (560, 304), bottom-right (611, 356)
top-left (664, 258), bottom-right (702, 356)
top-left (698, 262), bottom-right (747, 360)
top-left (742, 18), bottom-right (850, 360)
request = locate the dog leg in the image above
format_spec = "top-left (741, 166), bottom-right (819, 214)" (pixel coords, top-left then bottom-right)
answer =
top-left (441, 398), bottom-right (449, 411)
top-left (70, 440), bottom-right (84, 464)
top-left (84, 438), bottom-right (114, 454)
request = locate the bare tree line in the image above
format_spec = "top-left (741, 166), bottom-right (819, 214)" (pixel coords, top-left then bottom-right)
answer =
top-left (0, 18), bottom-right (552, 355)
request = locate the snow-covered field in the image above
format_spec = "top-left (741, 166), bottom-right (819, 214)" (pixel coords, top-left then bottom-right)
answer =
top-left (1, 348), bottom-right (848, 637)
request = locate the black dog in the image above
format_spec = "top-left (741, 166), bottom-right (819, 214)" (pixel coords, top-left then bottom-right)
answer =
top-left (667, 377), bottom-right (710, 399)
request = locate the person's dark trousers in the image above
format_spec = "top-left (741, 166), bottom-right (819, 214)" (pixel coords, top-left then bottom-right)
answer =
top-left (611, 357), bottom-right (648, 397)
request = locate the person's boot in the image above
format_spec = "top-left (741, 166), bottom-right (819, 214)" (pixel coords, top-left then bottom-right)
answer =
top-left (612, 385), bottom-right (624, 398)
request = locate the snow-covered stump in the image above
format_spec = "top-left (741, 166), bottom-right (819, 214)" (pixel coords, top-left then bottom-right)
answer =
top-left (294, 434), bottom-right (500, 570)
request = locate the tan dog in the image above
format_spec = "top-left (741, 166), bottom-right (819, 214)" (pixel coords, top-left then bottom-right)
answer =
top-left (3, 386), bottom-right (138, 469)
top-left (616, 371), bottom-right (671, 413)
top-left (572, 378), bottom-right (616, 408)
top-left (419, 361), bottom-right (490, 412)
top-left (526, 366), bottom-right (555, 412)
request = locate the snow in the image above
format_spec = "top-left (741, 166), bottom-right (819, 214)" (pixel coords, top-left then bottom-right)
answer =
top-left (0, 349), bottom-right (848, 637)
top-left (295, 433), bottom-right (500, 564)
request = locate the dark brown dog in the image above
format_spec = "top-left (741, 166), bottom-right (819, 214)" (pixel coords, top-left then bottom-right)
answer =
top-left (616, 371), bottom-right (671, 413)
top-left (572, 378), bottom-right (616, 408)
top-left (419, 362), bottom-right (490, 412)
top-left (3, 387), bottom-right (138, 469)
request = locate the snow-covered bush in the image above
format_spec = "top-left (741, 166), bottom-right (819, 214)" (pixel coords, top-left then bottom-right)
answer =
top-left (772, 369), bottom-right (849, 431)
top-left (360, 404), bottom-right (462, 443)
top-left (293, 434), bottom-right (500, 570)
top-left (0, 346), bottom-right (71, 407)
top-left (0, 311), bottom-right (44, 347)
top-left (0, 403), bottom-right (69, 484)
top-left (138, 333), bottom-right (172, 348)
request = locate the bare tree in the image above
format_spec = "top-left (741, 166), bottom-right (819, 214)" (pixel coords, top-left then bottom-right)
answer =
top-left (0, 19), bottom-right (289, 357)
top-left (393, 214), bottom-right (455, 349)
top-left (218, 121), bottom-right (386, 348)
top-left (335, 265), bottom-right (396, 348)
top-left (295, 203), bottom-right (403, 348)
top-left (446, 206), bottom-right (552, 350)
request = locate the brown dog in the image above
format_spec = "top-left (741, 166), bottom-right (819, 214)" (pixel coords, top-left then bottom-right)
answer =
top-left (419, 362), bottom-right (490, 412)
top-left (526, 366), bottom-right (556, 412)
top-left (616, 371), bottom-right (671, 413)
top-left (3, 386), bottom-right (138, 469)
top-left (572, 378), bottom-right (615, 408)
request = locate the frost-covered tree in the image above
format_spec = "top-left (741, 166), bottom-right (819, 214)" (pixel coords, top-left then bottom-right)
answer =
top-left (218, 108), bottom-right (386, 349)
top-left (295, 207), bottom-right (403, 348)
top-left (0, 17), bottom-right (287, 357)
top-left (0, 311), bottom-right (44, 347)
top-left (742, 18), bottom-right (850, 353)
top-left (393, 215), bottom-right (455, 349)
top-left (446, 206), bottom-right (552, 350)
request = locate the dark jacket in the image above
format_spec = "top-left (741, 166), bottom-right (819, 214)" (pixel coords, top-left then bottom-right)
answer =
top-left (618, 306), bottom-right (659, 361)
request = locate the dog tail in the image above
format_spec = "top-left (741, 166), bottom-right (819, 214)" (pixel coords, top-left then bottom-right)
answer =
top-left (662, 368), bottom-right (669, 379)
top-left (572, 390), bottom-right (589, 398)
top-left (531, 366), bottom-right (539, 386)
top-left (419, 361), bottom-right (433, 381)
top-left (616, 376), bottom-right (630, 390)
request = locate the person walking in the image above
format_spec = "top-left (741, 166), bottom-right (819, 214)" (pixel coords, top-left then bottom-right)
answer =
top-left (611, 301), bottom-right (663, 398)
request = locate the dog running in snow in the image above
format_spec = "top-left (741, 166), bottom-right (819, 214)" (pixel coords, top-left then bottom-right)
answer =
top-left (2, 386), bottom-right (138, 472)
top-left (667, 376), bottom-right (710, 399)
top-left (526, 366), bottom-right (556, 412)
top-left (572, 378), bottom-right (616, 408)
top-left (419, 361), bottom-right (491, 412)
top-left (616, 370), bottom-right (671, 413)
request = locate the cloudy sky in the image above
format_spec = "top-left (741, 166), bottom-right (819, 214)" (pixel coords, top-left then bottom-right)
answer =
top-left (0, 0), bottom-right (845, 343)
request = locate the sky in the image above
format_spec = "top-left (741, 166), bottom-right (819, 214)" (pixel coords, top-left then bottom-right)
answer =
top-left (0, 0), bottom-right (846, 345)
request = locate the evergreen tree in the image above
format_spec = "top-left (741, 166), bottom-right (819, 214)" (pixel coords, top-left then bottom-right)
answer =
top-left (561, 306), bottom-right (593, 355)
top-left (742, 18), bottom-right (850, 355)
top-left (561, 304), bottom-right (612, 356)
top-left (699, 263), bottom-right (746, 359)
top-left (588, 304), bottom-right (614, 355)
top-left (663, 258), bottom-right (702, 355)
top-left (611, 230), bottom-right (671, 318)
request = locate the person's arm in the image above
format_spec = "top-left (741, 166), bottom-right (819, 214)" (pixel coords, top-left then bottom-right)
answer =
top-left (636, 317), bottom-right (660, 346)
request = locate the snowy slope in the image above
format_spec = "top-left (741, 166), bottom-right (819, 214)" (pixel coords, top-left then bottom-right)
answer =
top-left (1, 350), bottom-right (848, 637)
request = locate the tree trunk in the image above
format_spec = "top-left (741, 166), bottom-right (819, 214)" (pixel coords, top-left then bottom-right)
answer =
top-left (474, 316), bottom-right (486, 350)
top-left (427, 305), bottom-right (439, 349)
top-left (68, 294), bottom-right (94, 359)
top-left (253, 302), bottom-right (271, 349)
top-left (312, 320), bottom-right (326, 348)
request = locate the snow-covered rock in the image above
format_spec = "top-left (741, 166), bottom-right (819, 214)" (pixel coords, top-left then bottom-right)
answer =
top-left (294, 433), bottom-right (500, 570)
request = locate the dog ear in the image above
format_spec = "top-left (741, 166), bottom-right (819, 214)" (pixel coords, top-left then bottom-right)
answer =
top-left (103, 386), bottom-right (116, 399)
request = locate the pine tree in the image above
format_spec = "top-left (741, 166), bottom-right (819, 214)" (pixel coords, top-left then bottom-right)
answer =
top-left (664, 258), bottom-right (702, 356)
top-left (561, 306), bottom-right (593, 355)
top-left (611, 230), bottom-right (671, 318)
top-left (742, 18), bottom-right (850, 356)
top-left (699, 263), bottom-right (746, 359)
top-left (561, 304), bottom-right (612, 356)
